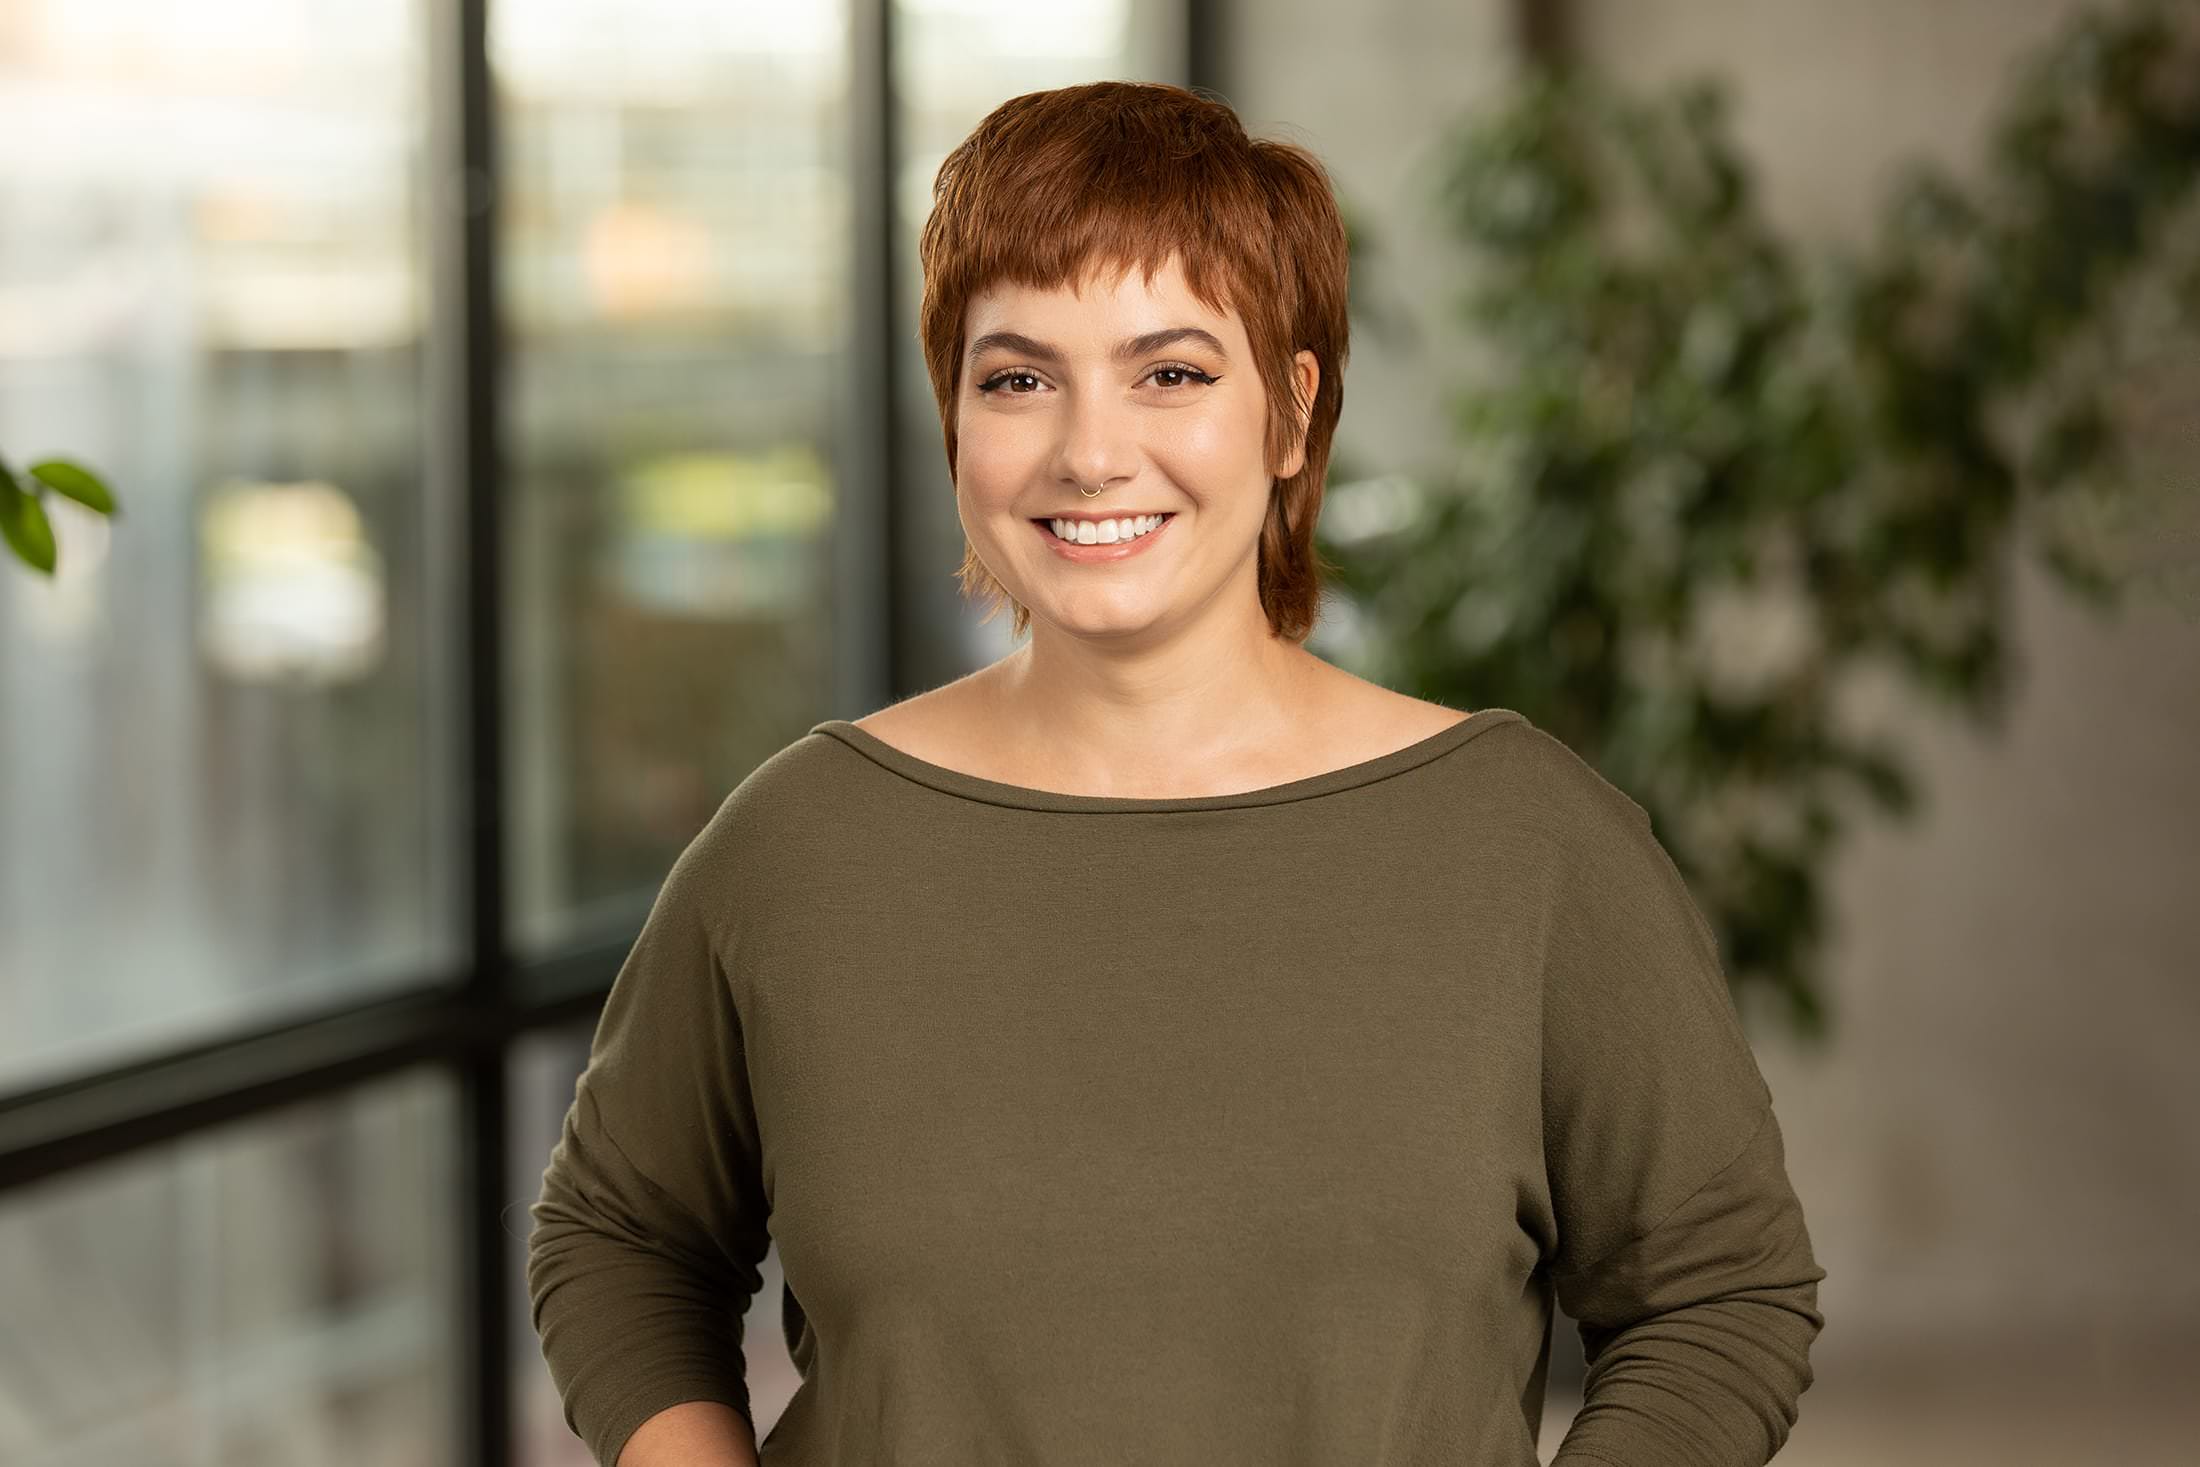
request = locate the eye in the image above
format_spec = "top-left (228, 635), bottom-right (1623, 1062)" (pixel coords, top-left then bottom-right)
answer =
top-left (1146, 363), bottom-right (1220, 391)
top-left (975, 369), bottom-right (1043, 395)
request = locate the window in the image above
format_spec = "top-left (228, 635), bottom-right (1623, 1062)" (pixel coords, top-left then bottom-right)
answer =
top-left (495, 1), bottom-right (852, 955)
top-left (0, 0), bottom-right (451, 1095)
top-left (0, 3), bottom-right (1192, 1462)
top-left (0, 1070), bottom-right (461, 1467)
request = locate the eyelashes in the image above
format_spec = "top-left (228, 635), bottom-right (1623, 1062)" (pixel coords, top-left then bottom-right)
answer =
top-left (973, 364), bottom-right (1221, 397)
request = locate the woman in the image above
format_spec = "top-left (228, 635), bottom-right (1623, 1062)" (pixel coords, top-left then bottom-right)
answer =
top-left (529, 81), bottom-right (1825, 1467)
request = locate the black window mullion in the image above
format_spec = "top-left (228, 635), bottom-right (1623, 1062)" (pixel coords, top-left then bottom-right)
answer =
top-left (450, 0), bottom-right (511, 1460)
top-left (1188, 0), bottom-right (1226, 95)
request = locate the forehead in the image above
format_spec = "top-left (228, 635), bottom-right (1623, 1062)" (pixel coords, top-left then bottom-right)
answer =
top-left (964, 252), bottom-right (1243, 341)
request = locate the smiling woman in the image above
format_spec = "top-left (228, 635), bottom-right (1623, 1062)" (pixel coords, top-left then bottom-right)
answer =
top-left (918, 81), bottom-right (1350, 647)
top-left (528, 78), bottom-right (1826, 1467)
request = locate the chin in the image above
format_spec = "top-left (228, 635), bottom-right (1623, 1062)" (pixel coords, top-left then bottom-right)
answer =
top-left (1029, 596), bottom-right (1174, 641)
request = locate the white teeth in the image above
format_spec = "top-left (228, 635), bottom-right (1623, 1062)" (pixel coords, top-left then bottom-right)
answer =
top-left (1048, 514), bottom-right (1168, 544)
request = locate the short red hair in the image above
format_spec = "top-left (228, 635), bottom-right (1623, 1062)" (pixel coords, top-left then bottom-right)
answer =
top-left (917, 80), bottom-right (1351, 644)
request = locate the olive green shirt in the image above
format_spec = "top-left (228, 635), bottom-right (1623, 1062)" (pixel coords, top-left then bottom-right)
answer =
top-left (527, 708), bottom-right (1825, 1466)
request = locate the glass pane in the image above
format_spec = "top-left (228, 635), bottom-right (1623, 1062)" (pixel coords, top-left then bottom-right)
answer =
top-left (0, 2), bottom-right (456, 1093)
top-left (495, 2), bottom-right (851, 953)
top-left (890, 0), bottom-right (1187, 668)
top-left (895, 0), bottom-right (1185, 214)
top-left (510, 1019), bottom-right (796, 1464)
top-left (0, 1067), bottom-right (461, 1467)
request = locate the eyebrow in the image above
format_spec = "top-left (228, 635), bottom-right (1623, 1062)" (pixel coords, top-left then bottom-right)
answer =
top-left (965, 326), bottom-right (1231, 368)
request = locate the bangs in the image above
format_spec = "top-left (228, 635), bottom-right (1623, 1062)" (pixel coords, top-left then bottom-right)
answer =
top-left (923, 112), bottom-right (1267, 342)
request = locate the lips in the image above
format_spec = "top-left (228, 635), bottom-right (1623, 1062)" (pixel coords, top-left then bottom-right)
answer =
top-left (1031, 511), bottom-right (1177, 561)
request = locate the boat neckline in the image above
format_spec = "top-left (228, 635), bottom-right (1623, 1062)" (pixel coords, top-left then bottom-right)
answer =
top-left (804, 707), bottom-right (1525, 814)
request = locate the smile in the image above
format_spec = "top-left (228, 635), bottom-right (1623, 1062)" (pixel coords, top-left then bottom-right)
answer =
top-left (1030, 512), bottom-right (1177, 562)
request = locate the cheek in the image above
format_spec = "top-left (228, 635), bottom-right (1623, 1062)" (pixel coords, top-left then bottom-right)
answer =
top-left (1150, 404), bottom-right (1267, 488)
top-left (953, 418), bottom-right (1031, 497)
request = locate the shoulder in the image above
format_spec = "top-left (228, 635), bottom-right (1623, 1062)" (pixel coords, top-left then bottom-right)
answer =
top-left (1435, 707), bottom-right (1643, 822)
top-left (1419, 709), bottom-right (1666, 887)
top-left (667, 723), bottom-right (881, 891)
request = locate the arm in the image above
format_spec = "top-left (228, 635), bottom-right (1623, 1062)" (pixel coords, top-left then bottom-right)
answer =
top-left (619, 1401), bottom-right (759, 1467)
top-left (1548, 1105), bottom-right (1824, 1467)
top-left (527, 820), bottom-right (775, 1467)
top-left (1536, 750), bottom-right (1826, 1467)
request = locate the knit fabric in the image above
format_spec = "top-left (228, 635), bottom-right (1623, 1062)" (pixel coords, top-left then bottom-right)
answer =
top-left (527, 708), bottom-right (1825, 1466)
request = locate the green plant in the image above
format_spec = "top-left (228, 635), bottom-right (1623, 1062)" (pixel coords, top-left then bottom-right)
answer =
top-left (1, 454), bottom-right (118, 574)
top-left (1319, 1), bottom-right (2200, 1044)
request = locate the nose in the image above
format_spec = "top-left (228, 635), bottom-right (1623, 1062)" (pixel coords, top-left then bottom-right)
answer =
top-left (1049, 384), bottom-right (1140, 496)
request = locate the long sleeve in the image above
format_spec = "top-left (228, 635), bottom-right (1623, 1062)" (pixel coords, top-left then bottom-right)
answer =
top-left (1538, 765), bottom-right (1826, 1467)
top-left (526, 822), bottom-right (773, 1467)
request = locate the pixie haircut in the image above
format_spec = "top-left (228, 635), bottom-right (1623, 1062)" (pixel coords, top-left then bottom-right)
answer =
top-left (918, 80), bottom-right (1351, 644)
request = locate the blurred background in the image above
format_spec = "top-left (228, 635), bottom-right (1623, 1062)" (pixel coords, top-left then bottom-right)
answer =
top-left (1, 1), bottom-right (2195, 1464)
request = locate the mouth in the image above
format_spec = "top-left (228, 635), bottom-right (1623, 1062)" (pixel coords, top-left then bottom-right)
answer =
top-left (1030, 512), bottom-right (1177, 562)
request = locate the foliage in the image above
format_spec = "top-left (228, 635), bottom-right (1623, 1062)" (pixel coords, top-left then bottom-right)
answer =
top-left (1, 454), bottom-right (118, 575)
top-left (1318, 1), bottom-right (2200, 1044)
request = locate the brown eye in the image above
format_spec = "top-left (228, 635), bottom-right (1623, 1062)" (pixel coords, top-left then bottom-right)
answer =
top-left (1147, 364), bottom-right (1218, 390)
top-left (977, 370), bottom-right (1041, 395)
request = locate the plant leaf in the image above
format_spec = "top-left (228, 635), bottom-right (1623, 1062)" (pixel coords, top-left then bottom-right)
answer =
top-left (0, 474), bottom-right (59, 575)
top-left (27, 458), bottom-right (117, 515)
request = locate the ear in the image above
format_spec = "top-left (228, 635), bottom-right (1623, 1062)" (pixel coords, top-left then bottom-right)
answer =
top-left (1275, 349), bottom-right (1320, 481)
